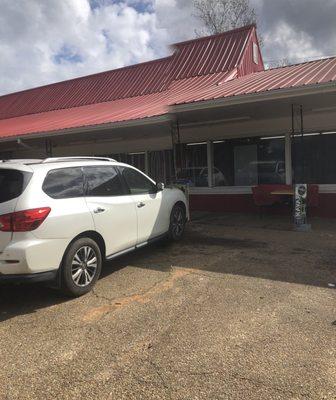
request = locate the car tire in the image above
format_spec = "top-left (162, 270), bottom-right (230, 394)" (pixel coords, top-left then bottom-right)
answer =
top-left (168, 203), bottom-right (186, 241)
top-left (60, 237), bottom-right (102, 297)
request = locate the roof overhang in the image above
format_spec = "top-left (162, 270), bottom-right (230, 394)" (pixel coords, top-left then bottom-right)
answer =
top-left (0, 114), bottom-right (171, 144)
top-left (172, 81), bottom-right (336, 114)
top-left (1, 81), bottom-right (335, 145)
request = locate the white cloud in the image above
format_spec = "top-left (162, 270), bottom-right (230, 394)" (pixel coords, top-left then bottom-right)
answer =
top-left (156, 0), bottom-right (200, 42)
top-left (0, 0), bottom-right (335, 95)
top-left (0, 0), bottom-right (169, 95)
top-left (263, 21), bottom-right (323, 66)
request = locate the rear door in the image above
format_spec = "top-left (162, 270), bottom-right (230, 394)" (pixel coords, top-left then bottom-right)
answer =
top-left (84, 166), bottom-right (137, 257)
top-left (0, 166), bottom-right (32, 251)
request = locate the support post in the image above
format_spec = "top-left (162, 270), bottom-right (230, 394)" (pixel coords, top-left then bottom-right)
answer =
top-left (207, 140), bottom-right (213, 187)
top-left (45, 139), bottom-right (52, 157)
top-left (171, 120), bottom-right (182, 182)
top-left (291, 104), bottom-right (310, 231)
top-left (285, 132), bottom-right (292, 185)
top-left (145, 151), bottom-right (149, 175)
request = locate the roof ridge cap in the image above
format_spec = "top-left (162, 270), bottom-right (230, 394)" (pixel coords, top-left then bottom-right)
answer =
top-left (172, 24), bottom-right (256, 48)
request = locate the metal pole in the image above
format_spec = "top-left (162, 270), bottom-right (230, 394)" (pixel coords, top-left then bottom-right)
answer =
top-left (300, 105), bottom-right (304, 183)
top-left (285, 132), bottom-right (292, 185)
top-left (207, 141), bottom-right (213, 188)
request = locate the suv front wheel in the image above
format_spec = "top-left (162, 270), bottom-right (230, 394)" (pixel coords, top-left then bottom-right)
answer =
top-left (60, 237), bottom-right (102, 297)
top-left (168, 203), bottom-right (186, 241)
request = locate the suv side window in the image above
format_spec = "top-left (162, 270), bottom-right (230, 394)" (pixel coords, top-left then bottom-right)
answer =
top-left (120, 167), bottom-right (156, 195)
top-left (84, 166), bottom-right (125, 196)
top-left (42, 167), bottom-right (84, 199)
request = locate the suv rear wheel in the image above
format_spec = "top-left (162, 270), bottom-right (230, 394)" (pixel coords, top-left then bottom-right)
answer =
top-left (60, 237), bottom-right (102, 297)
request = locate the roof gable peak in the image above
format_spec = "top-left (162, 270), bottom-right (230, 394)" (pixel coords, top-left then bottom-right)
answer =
top-left (172, 24), bottom-right (256, 48)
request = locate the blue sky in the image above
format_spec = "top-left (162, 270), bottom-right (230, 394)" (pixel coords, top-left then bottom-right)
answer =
top-left (0, 0), bottom-right (335, 95)
top-left (89, 0), bottom-right (153, 13)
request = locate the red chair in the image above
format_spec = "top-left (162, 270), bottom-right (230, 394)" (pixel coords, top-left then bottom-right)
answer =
top-left (307, 184), bottom-right (319, 207)
top-left (252, 186), bottom-right (277, 206)
top-left (252, 185), bottom-right (280, 217)
top-left (252, 185), bottom-right (292, 217)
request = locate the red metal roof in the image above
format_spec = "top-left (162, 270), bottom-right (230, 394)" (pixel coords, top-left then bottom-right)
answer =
top-left (169, 25), bottom-right (259, 80)
top-left (0, 92), bottom-right (168, 139)
top-left (2, 27), bottom-right (335, 141)
top-left (0, 25), bottom-right (257, 123)
top-left (172, 57), bottom-right (336, 105)
top-left (0, 57), bottom-right (173, 121)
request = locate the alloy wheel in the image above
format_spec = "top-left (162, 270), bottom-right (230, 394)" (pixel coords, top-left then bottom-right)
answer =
top-left (71, 246), bottom-right (98, 287)
top-left (172, 207), bottom-right (184, 237)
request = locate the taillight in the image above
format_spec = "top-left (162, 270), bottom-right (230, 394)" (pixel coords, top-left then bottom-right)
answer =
top-left (0, 207), bottom-right (51, 232)
top-left (0, 214), bottom-right (12, 232)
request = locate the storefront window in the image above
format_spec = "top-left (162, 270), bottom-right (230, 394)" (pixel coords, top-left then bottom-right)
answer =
top-left (111, 152), bottom-right (146, 172)
top-left (178, 143), bottom-right (208, 187)
top-left (292, 132), bottom-right (336, 184)
top-left (126, 153), bottom-right (146, 172)
top-left (149, 150), bottom-right (174, 184)
top-left (111, 153), bottom-right (127, 163)
top-left (213, 136), bottom-right (285, 186)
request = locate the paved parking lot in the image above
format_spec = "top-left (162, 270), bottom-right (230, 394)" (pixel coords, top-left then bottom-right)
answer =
top-left (0, 213), bottom-right (335, 400)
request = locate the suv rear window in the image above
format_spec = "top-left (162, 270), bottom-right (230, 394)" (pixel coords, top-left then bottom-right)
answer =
top-left (0, 169), bottom-right (32, 203)
top-left (43, 167), bottom-right (84, 199)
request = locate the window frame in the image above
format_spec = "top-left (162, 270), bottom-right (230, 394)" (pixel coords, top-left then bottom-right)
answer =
top-left (0, 169), bottom-right (33, 204)
top-left (83, 165), bottom-right (129, 197)
top-left (42, 166), bottom-right (85, 199)
top-left (117, 166), bottom-right (157, 196)
top-left (210, 136), bottom-right (286, 187)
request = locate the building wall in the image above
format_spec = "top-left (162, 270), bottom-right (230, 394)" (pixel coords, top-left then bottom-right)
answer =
top-left (238, 27), bottom-right (264, 76)
top-left (3, 96), bottom-right (336, 218)
top-left (181, 106), bottom-right (336, 218)
top-left (189, 192), bottom-right (336, 218)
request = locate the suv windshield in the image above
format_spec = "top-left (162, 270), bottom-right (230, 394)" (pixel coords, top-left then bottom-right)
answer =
top-left (0, 169), bottom-right (32, 203)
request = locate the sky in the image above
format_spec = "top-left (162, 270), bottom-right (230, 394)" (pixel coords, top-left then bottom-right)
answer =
top-left (0, 0), bottom-right (335, 95)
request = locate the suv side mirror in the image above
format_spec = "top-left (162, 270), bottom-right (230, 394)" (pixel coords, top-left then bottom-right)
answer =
top-left (156, 182), bottom-right (165, 191)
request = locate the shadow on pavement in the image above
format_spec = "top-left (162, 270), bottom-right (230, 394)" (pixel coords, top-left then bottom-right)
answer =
top-left (0, 212), bottom-right (335, 322)
top-left (0, 262), bottom-right (126, 323)
top-left (100, 214), bottom-right (336, 290)
top-left (0, 284), bottom-right (65, 323)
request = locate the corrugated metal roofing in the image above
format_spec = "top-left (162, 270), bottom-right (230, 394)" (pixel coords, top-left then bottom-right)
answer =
top-left (1, 57), bottom-right (335, 140)
top-left (172, 57), bottom-right (336, 105)
top-left (0, 92), bottom-right (168, 139)
top-left (169, 25), bottom-right (256, 80)
top-left (0, 57), bottom-right (173, 121)
top-left (1, 26), bottom-right (335, 141)
top-left (0, 25), bottom-right (256, 122)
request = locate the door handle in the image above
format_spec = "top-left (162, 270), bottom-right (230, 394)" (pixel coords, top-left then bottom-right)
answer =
top-left (137, 202), bottom-right (146, 208)
top-left (93, 207), bottom-right (106, 214)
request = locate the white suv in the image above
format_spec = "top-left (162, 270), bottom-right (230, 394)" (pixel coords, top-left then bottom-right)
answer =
top-left (0, 157), bottom-right (188, 296)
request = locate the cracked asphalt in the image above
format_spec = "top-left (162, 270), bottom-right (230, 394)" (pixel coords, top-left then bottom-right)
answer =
top-left (0, 213), bottom-right (335, 399)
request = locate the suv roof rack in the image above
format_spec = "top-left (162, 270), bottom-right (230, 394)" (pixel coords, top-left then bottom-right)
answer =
top-left (1, 159), bottom-right (43, 164)
top-left (42, 156), bottom-right (116, 163)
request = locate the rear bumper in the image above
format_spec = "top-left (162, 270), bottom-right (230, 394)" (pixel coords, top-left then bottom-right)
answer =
top-left (0, 236), bottom-right (68, 275)
top-left (0, 270), bottom-right (58, 284)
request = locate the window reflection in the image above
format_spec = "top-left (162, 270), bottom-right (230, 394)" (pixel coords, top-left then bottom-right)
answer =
top-left (110, 153), bottom-right (146, 172)
top-left (178, 143), bottom-right (208, 187)
top-left (149, 150), bottom-right (174, 184)
top-left (213, 137), bottom-right (285, 186)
